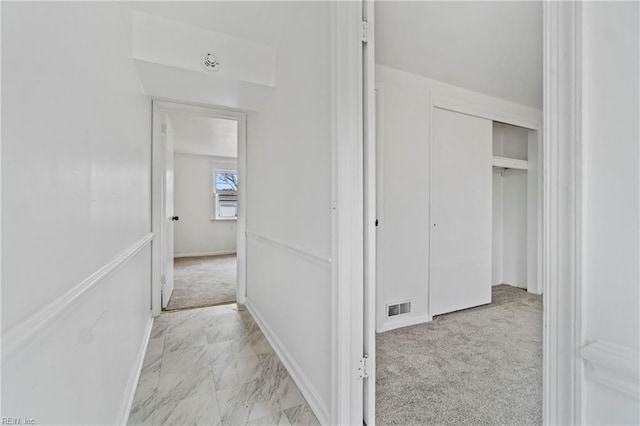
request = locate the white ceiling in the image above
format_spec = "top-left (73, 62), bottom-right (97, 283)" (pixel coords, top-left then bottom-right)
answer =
top-left (129, 1), bottom-right (300, 47)
top-left (130, 1), bottom-right (541, 109)
top-left (168, 114), bottom-right (237, 158)
top-left (375, 1), bottom-right (543, 109)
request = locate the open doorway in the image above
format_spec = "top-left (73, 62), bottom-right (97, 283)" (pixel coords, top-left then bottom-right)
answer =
top-left (166, 114), bottom-right (239, 311)
top-left (151, 101), bottom-right (247, 316)
top-left (370, 1), bottom-right (544, 424)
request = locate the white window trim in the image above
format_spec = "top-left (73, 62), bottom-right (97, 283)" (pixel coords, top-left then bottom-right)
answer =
top-left (211, 168), bottom-right (238, 221)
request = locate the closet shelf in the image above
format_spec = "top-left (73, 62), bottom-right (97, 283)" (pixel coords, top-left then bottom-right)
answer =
top-left (492, 156), bottom-right (528, 170)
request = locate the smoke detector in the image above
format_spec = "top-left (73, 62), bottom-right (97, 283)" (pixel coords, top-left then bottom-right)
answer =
top-left (201, 53), bottom-right (222, 72)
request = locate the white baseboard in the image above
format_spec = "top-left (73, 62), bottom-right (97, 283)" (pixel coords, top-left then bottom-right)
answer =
top-left (118, 312), bottom-right (154, 425)
top-left (173, 250), bottom-right (236, 258)
top-left (245, 299), bottom-right (330, 425)
top-left (378, 313), bottom-right (432, 333)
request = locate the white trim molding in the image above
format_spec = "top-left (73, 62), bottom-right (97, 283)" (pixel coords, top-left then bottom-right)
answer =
top-left (2, 233), bottom-right (154, 359)
top-left (432, 95), bottom-right (541, 132)
top-left (374, 82), bottom-right (386, 334)
top-left (582, 341), bottom-right (640, 399)
top-left (173, 250), bottom-right (236, 259)
top-left (543, 1), bottom-right (584, 424)
top-left (245, 299), bottom-right (331, 425)
top-left (245, 230), bottom-right (331, 269)
top-left (379, 314), bottom-right (432, 333)
top-left (331, 2), bottom-right (364, 424)
top-left (119, 313), bottom-right (154, 425)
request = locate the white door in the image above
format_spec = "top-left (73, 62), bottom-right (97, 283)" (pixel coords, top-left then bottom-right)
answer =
top-left (161, 116), bottom-right (175, 308)
top-left (362, 0), bottom-right (376, 423)
top-left (430, 107), bottom-right (492, 316)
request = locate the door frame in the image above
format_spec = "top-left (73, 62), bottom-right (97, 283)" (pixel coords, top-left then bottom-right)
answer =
top-left (361, 2), bottom-right (584, 425)
top-left (362, 0), bottom-right (376, 424)
top-left (332, 1), bottom-right (366, 424)
top-left (542, 2), bottom-right (584, 424)
top-left (151, 100), bottom-right (248, 316)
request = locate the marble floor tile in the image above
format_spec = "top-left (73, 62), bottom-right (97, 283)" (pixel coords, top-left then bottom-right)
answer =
top-left (128, 377), bottom-right (158, 425)
top-left (211, 352), bottom-right (263, 391)
top-left (269, 377), bottom-right (307, 412)
top-left (128, 407), bottom-right (153, 426)
top-left (205, 321), bottom-right (251, 344)
top-left (255, 352), bottom-right (291, 383)
top-left (163, 325), bottom-right (207, 354)
top-left (284, 404), bottom-right (320, 426)
top-left (208, 339), bottom-right (255, 361)
top-left (248, 333), bottom-right (275, 355)
top-left (216, 374), bottom-right (306, 424)
top-left (247, 411), bottom-right (291, 426)
top-left (156, 367), bottom-right (216, 409)
top-left (150, 310), bottom-right (204, 339)
top-left (153, 390), bottom-right (220, 426)
top-left (161, 345), bottom-right (210, 376)
top-left (145, 337), bottom-right (165, 359)
top-left (128, 353), bottom-right (162, 426)
top-left (203, 311), bottom-right (245, 331)
top-left (216, 385), bottom-right (264, 424)
top-left (129, 304), bottom-right (317, 426)
top-left (240, 317), bottom-right (261, 333)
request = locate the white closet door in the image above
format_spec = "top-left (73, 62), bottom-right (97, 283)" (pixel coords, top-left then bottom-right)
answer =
top-left (430, 107), bottom-right (492, 316)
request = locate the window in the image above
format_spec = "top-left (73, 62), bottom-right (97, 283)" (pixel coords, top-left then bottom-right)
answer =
top-left (212, 171), bottom-right (238, 220)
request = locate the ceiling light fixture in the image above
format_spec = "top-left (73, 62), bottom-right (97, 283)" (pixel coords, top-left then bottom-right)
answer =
top-left (202, 53), bottom-right (222, 72)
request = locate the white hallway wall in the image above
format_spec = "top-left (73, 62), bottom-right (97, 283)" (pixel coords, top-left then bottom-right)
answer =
top-left (2, 3), bottom-right (152, 425)
top-left (173, 153), bottom-right (237, 257)
top-left (245, 2), bottom-right (333, 422)
top-left (581, 2), bottom-right (640, 423)
top-left (128, 3), bottom-right (337, 422)
top-left (376, 65), bottom-right (541, 332)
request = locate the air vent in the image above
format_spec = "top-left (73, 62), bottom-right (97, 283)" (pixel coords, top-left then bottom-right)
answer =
top-left (387, 301), bottom-right (411, 317)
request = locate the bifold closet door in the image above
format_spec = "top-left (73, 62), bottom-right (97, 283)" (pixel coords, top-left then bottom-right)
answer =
top-left (430, 107), bottom-right (492, 316)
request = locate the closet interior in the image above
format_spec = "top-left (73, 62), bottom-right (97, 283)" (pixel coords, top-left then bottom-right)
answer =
top-left (492, 122), bottom-right (534, 291)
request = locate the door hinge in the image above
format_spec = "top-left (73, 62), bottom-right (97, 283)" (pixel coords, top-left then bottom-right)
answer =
top-left (361, 20), bottom-right (369, 43)
top-left (161, 274), bottom-right (166, 286)
top-left (358, 355), bottom-right (370, 379)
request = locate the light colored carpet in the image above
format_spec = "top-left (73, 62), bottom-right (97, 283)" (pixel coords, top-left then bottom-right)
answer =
top-left (376, 285), bottom-right (543, 425)
top-left (166, 254), bottom-right (236, 311)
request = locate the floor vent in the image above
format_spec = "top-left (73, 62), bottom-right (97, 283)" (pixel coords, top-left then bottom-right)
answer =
top-left (387, 301), bottom-right (411, 317)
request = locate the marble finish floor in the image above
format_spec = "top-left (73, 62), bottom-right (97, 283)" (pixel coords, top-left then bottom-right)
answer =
top-left (128, 304), bottom-right (319, 426)
top-left (167, 255), bottom-right (237, 311)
